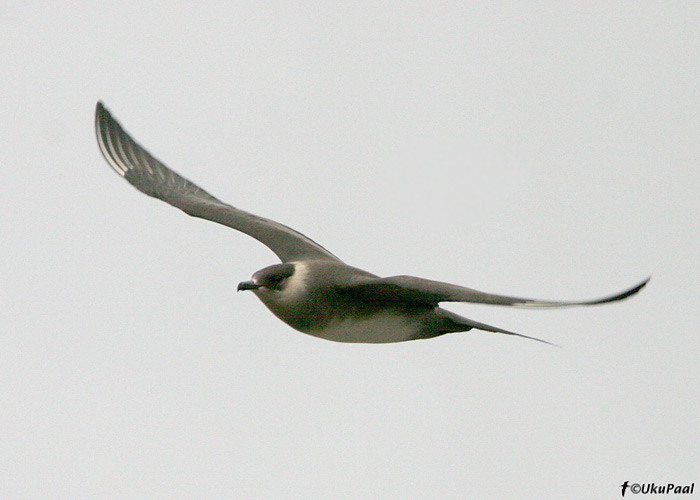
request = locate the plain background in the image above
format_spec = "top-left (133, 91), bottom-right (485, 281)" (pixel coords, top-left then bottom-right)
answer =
top-left (2, 2), bottom-right (698, 499)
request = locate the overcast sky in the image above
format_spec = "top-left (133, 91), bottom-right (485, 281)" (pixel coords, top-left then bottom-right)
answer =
top-left (2, 2), bottom-right (698, 499)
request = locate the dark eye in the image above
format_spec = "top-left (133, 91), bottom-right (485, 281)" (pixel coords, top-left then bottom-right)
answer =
top-left (267, 275), bottom-right (284, 287)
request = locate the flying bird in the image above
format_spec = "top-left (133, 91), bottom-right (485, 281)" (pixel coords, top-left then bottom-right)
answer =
top-left (95, 102), bottom-right (648, 345)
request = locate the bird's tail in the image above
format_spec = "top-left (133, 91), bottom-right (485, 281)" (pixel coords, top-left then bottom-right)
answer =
top-left (437, 308), bottom-right (559, 346)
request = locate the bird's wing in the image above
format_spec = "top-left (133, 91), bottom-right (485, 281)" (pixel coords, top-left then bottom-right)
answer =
top-left (95, 102), bottom-right (341, 264)
top-left (339, 275), bottom-right (650, 308)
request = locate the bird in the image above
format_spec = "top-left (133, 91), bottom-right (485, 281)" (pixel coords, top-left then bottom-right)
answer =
top-left (95, 101), bottom-right (649, 345)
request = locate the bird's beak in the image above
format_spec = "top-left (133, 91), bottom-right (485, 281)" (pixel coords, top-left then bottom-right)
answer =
top-left (237, 281), bottom-right (261, 292)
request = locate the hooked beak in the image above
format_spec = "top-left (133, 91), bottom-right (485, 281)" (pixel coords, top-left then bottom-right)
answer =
top-left (237, 280), bottom-right (261, 292)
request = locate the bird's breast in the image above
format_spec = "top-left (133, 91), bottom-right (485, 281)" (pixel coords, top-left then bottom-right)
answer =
top-left (305, 313), bottom-right (421, 344)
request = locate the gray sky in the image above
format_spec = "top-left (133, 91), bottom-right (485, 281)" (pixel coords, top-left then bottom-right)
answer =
top-left (2, 2), bottom-right (698, 499)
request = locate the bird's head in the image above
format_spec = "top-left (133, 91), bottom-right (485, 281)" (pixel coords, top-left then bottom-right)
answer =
top-left (237, 263), bottom-right (296, 295)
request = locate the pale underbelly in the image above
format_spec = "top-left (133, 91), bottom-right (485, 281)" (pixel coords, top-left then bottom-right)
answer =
top-left (303, 313), bottom-right (422, 344)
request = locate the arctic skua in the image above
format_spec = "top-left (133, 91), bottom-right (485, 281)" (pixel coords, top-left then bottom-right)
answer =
top-left (95, 102), bottom-right (648, 345)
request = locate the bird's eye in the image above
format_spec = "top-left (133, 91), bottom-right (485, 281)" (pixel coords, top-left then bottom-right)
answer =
top-left (266, 275), bottom-right (284, 287)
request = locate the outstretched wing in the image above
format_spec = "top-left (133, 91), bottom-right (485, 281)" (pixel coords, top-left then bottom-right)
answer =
top-left (95, 102), bottom-right (341, 264)
top-left (340, 275), bottom-right (650, 308)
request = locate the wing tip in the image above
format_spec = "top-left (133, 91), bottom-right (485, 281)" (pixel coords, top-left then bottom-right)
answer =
top-left (95, 100), bottom-right (110, 128)
top-left (520, 275), bottom-right (651, 308)
top-left (94, 100), bottom-right (129, 177)
top-left (601, 275), bottom-right (651, 304)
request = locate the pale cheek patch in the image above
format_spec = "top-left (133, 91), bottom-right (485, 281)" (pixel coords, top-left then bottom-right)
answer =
top-left (277, 261), bottom-right (309, 303)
